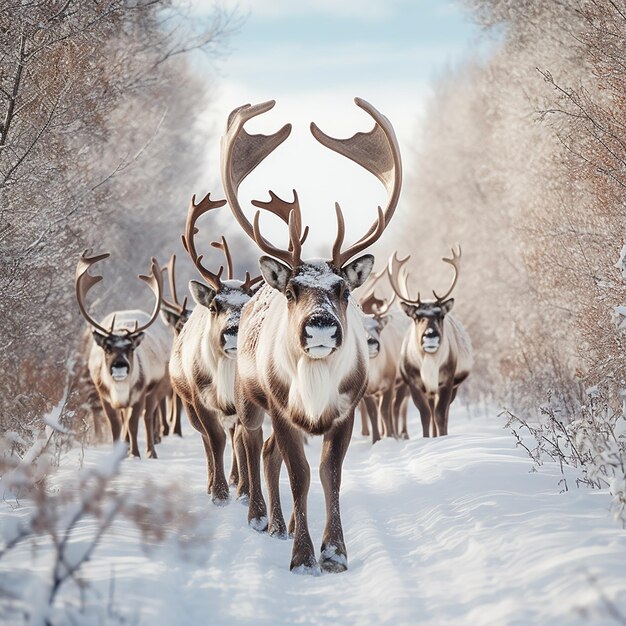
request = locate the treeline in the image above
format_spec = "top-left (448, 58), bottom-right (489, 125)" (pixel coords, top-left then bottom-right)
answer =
top-left (388, 0), bottom-right (625, 415)
top-left (0, 0), bottom-right (236, 436)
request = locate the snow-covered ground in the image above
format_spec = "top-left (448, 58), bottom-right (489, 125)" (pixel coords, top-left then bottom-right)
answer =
top-left (2, 408), bottom-right (626, 625)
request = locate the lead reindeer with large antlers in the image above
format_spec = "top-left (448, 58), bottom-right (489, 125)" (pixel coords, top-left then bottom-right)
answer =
top-left (389, 247), bottom-right (473, 437)
top-left (222, 98), bottom-right (402, 573)
top-left (76, 252), bottom-right (171, 458)
top-left (169, 194), bottom-right (263, 504)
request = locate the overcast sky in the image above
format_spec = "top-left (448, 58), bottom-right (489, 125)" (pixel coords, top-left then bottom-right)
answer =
top-left (186, 0), bottom-right (481, 258)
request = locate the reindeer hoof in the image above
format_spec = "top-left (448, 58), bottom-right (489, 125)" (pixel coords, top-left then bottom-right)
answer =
top-left (290, 556), bottom-right (321, 576)
top-left (146, 449), bottom-right (158, 459)
top-left (236, 492), bottom-right (250, 505)
top-left (212, 494), bottom-right (230, 507)
top-left (320, 545), bottom-right (348, 573)
top-left (249, 516), bottom-right (268, 532)
top-left (268, 520), bottom-right (288, 539)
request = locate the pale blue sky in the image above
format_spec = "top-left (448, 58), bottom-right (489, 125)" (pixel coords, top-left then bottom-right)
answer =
top-left (187, 0), bottom-right (483, 256)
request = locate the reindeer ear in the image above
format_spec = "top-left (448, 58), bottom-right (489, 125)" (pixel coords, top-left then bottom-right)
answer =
top-left (189, 280), bottom-right (216, 309)
top-left (92, 331), bottom-right (108, 348)
top-left (342, 254), bottom-right (374, 290)
top-left (259, 256), bottom-right (291, 292)
top-left (129, 332), bottom-right (145, 349)
top-left (399, 301), bottom-right (417, 319)
top-left (440, 298), bottom-right (454, 315)
top-left (160, 309), bottom-right (180, 329)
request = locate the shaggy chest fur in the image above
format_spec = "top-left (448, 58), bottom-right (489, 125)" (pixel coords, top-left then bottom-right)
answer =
top-left (88, 310), bottom-right (170, 410)
top-left (170, 308), bottom-right (237, 423)
top-left (400, 313), bottom-right (473, 395)
top-left (238, 285), bottom-right (369, 435)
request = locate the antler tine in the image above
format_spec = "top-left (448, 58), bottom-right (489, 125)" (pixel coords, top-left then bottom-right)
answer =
top-left (252, 208), bottom-right (303, 267)
top-left (75, 249), bottom-right (112, 335)
top-left (211, 236), bottom-right (234, 280)
top-left (221, 100), bottom-right (292, 243)
top-left (312, 97), bottom-right (403, 266)
top-left (242, 271), bottom-right (263, 292)
top-left (251, 189), bottom-right (310, 255)
top-left (160, 254), bottom-right (184, 314)
top-left (360, 291), bottom-right (385, 315)
top-left (377, 291), bottom-right (397, 317)
top-left (332, 203), bottom-right (385, 268)
top-left (133, 258), bottom-right (163, 335)
top-left (182, 193), bottom-right (227, 290)
top-left (387, 251), bottom-right (421, 305)
top-left (433, 245), bottom-right (462, 302)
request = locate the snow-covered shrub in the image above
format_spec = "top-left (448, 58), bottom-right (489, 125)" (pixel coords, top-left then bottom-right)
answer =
top-left (505, 385), bottom-right (626, 523)
top-left (0, 429), bottom-right (198, 624)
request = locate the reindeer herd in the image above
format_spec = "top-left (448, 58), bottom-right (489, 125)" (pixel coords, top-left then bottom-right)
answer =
top-left (74, 98), bottom-right (473, 574)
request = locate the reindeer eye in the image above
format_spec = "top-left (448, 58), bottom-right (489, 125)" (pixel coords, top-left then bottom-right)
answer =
top-left (209, 304), bottom-right (217, 315)
top-left (285, 288), bottom-right (295, 302)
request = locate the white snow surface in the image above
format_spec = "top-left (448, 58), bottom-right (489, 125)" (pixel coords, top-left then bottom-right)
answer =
top-left (2, 408), bottom-right (626, 625)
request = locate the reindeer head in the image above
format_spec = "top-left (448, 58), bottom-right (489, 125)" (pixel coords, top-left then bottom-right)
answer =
top-left (181, 194), bottom-right (262, 360)
top-left (359, 269), bottom-right (397, 359)
top-left (75, 251), bottom-right (163, 381)
top-left (221, 98), bottom-right (402, 361)
top-left (388, 247), bottom-right (461, 354)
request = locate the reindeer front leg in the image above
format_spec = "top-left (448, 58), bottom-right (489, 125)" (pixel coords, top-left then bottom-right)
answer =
top-left (272, 413), bottom-right (317, 573)
top-left (143, 393), bottom-right (159, 459)
top-left (198, 408), bottom-right (230, 504)
top-left (234, 423), bottom-right (250, 501)
top-left (362, 395), bottom-right (381, 444)
top-left (99, 396), bottom-right (122, 442)
top-left (237, 390), bottom-right (268, 530)
top-left (380, 387), bottom-right (396, 438)
top-left (434, 384), bottom-right (454, 436)
top-left (319, 410), bottom-right (354, 573)
top-left (228, 425), bottom-right (239, 487)
top-left (126, 397), bottom-right (145, 458)
top-left (408, 383), bottom-right (432, 438)
top-left (262, 432), bottom-right (287, 537)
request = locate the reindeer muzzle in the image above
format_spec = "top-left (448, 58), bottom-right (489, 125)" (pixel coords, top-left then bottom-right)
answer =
top-left (221, 329), bottom-right (238, 357)
top-left (422, 328), bottom-right (440, 353)
top-left (110, 360), bottom-right (129, 381)
top-left (303, 313), bottom-right (342, 359)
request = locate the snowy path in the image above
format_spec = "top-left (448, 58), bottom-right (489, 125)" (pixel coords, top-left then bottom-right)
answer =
top-left (3, 409), bottom-right (626, 625)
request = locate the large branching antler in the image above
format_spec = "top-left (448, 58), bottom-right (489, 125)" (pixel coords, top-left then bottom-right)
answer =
top-left (76, 251), bottom-right (163, 335)
top-left (387, 251), bottom-right (421, 305)
top-left (221, 101), bottom-right (308, 268)
top-left (221, 98), bottom-right (402, 269)
top-left (311, 97), bottom-right (403, 267)
top-left (75, 249), bottom-right (113, 335)
top-left (432, 245), bottom-right (462, 302)
top-left (181, 193), bottom-right (228, 290)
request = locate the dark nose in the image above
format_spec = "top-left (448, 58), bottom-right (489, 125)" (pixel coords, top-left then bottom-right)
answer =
top-left (305, 314), bottom-right (338, 336)
top-left (221, 325), bottom-right (238, 350)
top-left (424, 327), bottom-right (439, 338)
top-left (112, 359), bottom-right (128, 369)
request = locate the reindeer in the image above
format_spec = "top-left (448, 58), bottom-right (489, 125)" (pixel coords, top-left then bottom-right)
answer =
top-left (221, 98), bottom-right (402, 573)
top-left (75, 251), bottom-right (171, 458)
top-left (388, 247), bottom-right (473, 437)
top-left (159, 254), bottom-right (192, 438)
top-left (169, 195), bottom-right (262, 504)
top-left (358, 282), bottom-right (405, 443)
